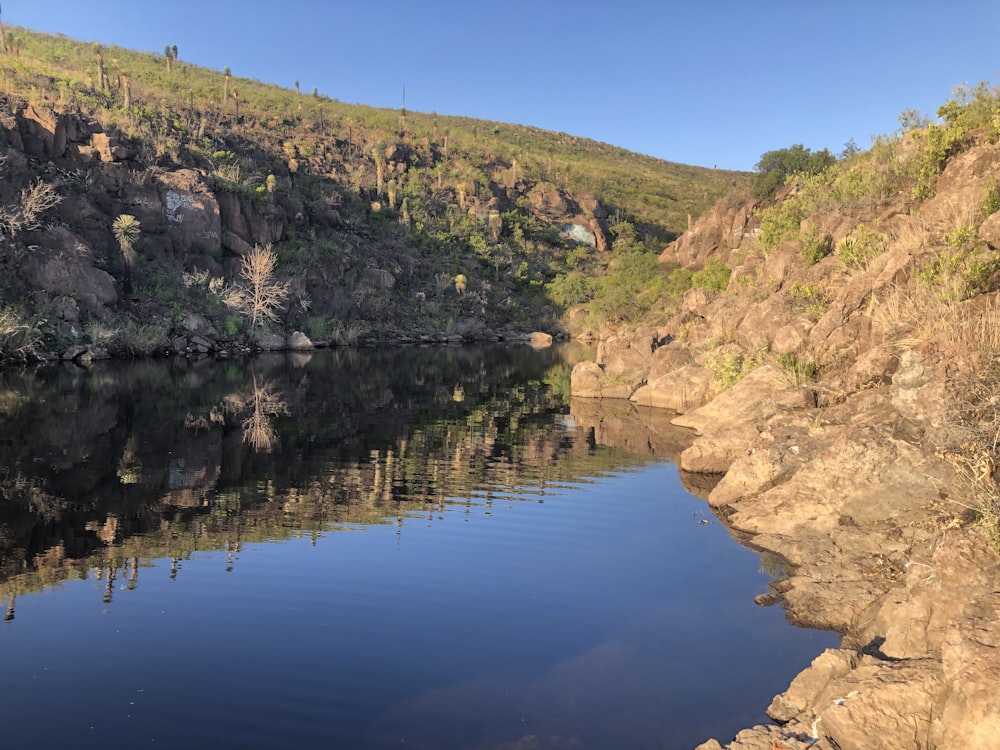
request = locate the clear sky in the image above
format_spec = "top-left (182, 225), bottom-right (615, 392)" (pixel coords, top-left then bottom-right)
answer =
top-left (6, 1), bottom-right (1000, 171)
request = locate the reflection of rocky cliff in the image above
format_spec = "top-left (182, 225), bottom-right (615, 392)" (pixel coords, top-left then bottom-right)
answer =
top-left (0, 346), bottom-right (655, 606)
top-left (569, 397), bottom-right (715, 498)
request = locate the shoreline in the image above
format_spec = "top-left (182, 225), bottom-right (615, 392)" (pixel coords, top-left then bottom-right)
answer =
top-left (570, 343), bottom-right (1000, 750)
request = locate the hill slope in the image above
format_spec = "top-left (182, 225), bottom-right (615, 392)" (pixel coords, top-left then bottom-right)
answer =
top-left (0, 26), bottom-right (747, 357)
top-left (570, 82), bottom-right (1000, 748)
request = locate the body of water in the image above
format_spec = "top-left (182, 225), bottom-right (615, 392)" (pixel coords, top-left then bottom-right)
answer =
top-left (0, 346), bottom-right (834, 749)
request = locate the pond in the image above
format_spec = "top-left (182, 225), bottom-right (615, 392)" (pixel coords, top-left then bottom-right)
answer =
top-left (0, 345), bottom-right (835, 749)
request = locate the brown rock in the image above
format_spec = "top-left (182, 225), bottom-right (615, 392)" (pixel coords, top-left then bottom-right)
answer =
top-left (980, 210), bottom-right (1000, 249)
top-left (222, 229), bottom-right (253, 256)
top-left (90, 131), bottom-right (126, 162)
top-left (20, 104), bottom-right (67, 158)
top-left (679, 425), bottom-right (758, 473)
top-left (672, 365), bottom-right (786, 436)
top-left (767, 649), bottom-right (861, 722)
top-left (569, 361), bottom-right (634, 399)
top-left (21, 228), bottom-right (117, 315)
top-left (189, 335), bottom-right (214, 353)
top-left (256, 332), bottom-right (286, 351)
top-left (286, 331), bottom-right (314, 350)
top-left (630, 363), bottom-right (712, 412)
top-left (528, 331), bottom-right (553, 348)
top-left (182, 313), bottom-right (218, 338)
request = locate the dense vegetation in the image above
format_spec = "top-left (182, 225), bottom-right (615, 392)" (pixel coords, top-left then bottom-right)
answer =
top-left (0, 27), bottom-right (749, 356)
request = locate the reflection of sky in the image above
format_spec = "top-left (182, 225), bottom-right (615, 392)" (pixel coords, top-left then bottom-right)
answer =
top-left (0, 463), bottom-right (836, 749)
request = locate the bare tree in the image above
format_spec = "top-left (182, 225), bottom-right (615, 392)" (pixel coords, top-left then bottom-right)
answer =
top-left (0, 179), bottom-right (62, 238)
top-left (226, 243), bottom-right (289, 330)
top-left (241, 374), bottom-right (288, 453)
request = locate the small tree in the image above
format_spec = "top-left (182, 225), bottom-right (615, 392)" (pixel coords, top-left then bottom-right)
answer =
top-left (112, 214), bottom-right (141, 295)
top-left (752, 144), bottom-right (835, 201)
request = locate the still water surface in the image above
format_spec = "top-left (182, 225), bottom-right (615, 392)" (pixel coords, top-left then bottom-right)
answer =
top-left (0, 346), bottom-right (834, 749)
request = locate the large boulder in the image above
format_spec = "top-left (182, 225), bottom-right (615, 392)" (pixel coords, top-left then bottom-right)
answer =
top-left (19, 104), bottom-right (67, 159)
top-left (630, 363), bottom-right (712, 413)
top-left (158, 170), bottom-right (223, 256)
top-left (255, 331), bottom-right (286, 351)
top-left (21, 228), bottom-right (117, 316)
top-left (286, 331), bottom-right (314, 350)
top-left (90, 131), bottom-right (129, 162)
top-left (659, 193), bottom-right (759, 267)
top-left (570, 361), bottom-right (634, 399)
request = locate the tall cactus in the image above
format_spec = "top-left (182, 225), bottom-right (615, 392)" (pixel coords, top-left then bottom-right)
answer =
top-left (94, 48), bottom-right (107, 94)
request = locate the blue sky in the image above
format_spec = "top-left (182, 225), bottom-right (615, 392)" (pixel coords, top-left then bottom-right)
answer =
top-left (7, 1), bottom-right (1000, 171)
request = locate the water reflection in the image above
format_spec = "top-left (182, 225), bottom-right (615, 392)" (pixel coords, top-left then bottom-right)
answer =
top-left (0, 345), bottom-right (649, 607)
top-left (0, 346), bottom-right (835, 749)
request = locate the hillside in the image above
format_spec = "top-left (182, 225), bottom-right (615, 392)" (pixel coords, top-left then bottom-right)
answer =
top-left (0, 26), bottom-right (747, 359)
top-left (570, 82), bottom-right (1000, 748)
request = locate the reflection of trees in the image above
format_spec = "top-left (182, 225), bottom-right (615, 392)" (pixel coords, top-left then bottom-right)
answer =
top-left (0, 346), bottom-right (666, 613)
top-left (237, 375), bottom-right (287, 453)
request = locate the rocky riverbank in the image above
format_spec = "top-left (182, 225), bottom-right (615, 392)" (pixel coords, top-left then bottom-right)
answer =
top-left (568, 125), bottom-right (1000, 747)
top-left (573, 335), bottom-right (1000, 749)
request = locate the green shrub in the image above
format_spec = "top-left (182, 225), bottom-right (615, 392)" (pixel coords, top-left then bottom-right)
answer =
top-left (917, 247), bottom-right (998, 302)
top-left (836, 224), bottom-right (888, 270)
top-left (800, 225), bottom-right (832, 265)
top-left (757, 198), bottom-right (806, 251)
top-left (304, 316), bottom-right (334, 341)
top-left (547, 270), bottom-right (595, 307)
top-left (776, 352), bottom-right (818, 385)
top-left (116, 323), bottom-right (168, 356)
top-left (691, 258), bottom-right (732, 291)
top-left (788, 282), bottom-right (830, 321)
top-left (909, 123), bottom-right (966, 199)
top-left (983, 181), bottom-right (1000, 217)
top-left (220, 316), bottom-right (243, 338)
top-left (943, 225), bottom-right (979, 251)
top-left (704, 347), bottom-right (763, 391)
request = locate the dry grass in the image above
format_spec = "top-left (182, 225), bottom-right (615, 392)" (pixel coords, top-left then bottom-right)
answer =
top-left (0, 307), bottom-right (42, 360)
top-left (872, 285), bottom-right (1000, 549)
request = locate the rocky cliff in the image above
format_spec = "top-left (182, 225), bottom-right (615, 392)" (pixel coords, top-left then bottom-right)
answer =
top-left (0, 28), bottom-right (749, 363)
top-left (571, 121), bottom-right (1000, 748)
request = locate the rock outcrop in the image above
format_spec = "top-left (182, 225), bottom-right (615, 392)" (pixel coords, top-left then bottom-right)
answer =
top-left (573, 127), bottom-right (1000, 748)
